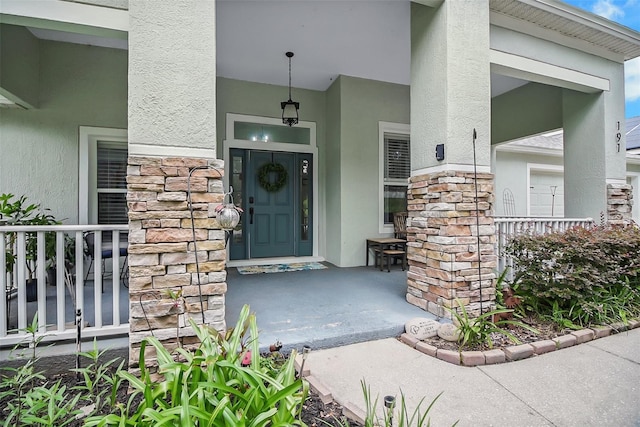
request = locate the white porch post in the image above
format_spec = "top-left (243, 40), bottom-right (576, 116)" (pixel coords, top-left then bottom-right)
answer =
top-left (127, 1), bottom-right (225, 370)
top-left (407, 1), bottom-right (495, 317)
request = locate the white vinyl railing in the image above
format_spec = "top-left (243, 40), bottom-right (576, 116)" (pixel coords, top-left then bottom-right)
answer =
top-left (495, 217), bottom-right (594, 279)
top-left (0, 224), bottom-right (129, 351)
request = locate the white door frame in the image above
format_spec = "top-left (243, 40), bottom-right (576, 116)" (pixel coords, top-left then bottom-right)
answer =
top-left (223, 114), bottom-right (320, 265)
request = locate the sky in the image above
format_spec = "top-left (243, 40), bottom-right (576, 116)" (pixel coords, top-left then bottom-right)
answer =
top-left (561, 0), bottom-right (640, 118)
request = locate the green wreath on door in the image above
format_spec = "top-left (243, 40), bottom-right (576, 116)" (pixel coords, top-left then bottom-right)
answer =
top-left (258, 162), bottom-right (288, 192)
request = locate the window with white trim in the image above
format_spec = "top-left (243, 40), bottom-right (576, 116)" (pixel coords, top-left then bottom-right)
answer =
top-left (79, 127), bottom-right (128, 225)
top-left (379, 122), bottom-right (410, 232)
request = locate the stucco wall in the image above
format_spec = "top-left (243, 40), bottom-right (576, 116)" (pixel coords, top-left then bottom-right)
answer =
top-left (0, 40), bottom-right (127, 223)
top-left (494, 150), bottom-right (564, 216)
top-left (215, 77), bottom-right (328, 259)
top-left (0, 25), bottom-right (39, 107)
top-left (491, 83), bottom-right (563, 144)
top-left (128, 1), bottom-right (215, 154)
top-left (411, 1), bottom-right (491, 169)
top-left (338, 76), bottom-right (410, 267)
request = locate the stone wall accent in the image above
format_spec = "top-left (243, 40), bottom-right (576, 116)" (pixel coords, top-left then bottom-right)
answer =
top-left (127, 156), bottom-right (227, 368)
top-left (607, 183), bottom-right (633, 225)
top-left (405, 170), bottom-right (496, 318)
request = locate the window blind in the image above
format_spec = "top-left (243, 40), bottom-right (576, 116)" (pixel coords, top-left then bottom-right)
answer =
top-left (97, 141), bottom-right (128, 224)
top-left (384, 135), bottom-right (410, 180)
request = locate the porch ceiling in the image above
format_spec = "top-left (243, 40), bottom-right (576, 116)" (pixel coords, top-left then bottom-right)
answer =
top-left (10, 0), bottom-right (640, 96)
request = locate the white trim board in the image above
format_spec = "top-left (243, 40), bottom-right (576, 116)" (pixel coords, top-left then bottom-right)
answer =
top-left (223, 113), bottom-right (320, 260)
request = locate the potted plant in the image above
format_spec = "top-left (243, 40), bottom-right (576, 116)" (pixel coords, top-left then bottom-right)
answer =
top-left (1, 193), bottom-right (60, 301)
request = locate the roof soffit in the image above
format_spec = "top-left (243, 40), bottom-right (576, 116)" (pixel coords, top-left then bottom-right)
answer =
top-left (490, 0), bottom-right (640, 61)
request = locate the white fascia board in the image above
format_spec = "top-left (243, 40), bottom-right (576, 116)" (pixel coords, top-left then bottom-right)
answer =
top-left (490, 50), bottom-right (610, 93)
top-left (495, 144), bottom-right (563, 158)
top-left (0, 0), bottom-right (128, 33)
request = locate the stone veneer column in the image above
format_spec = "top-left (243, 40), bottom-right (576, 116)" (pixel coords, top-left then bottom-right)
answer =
top-left (405, 170), bottom-right (497, 318)
top-left (607, 183), bottom-right (633, 225)
top-left (127, 156), bottom-right (227, 368)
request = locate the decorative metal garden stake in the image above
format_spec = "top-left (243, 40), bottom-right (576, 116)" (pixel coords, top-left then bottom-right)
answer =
top-left (76, 309), bottom-right (82, 381)
top-left (472, 128), bottom-right (483, 314)
top-left (187, 166), bottom-right (243, 324)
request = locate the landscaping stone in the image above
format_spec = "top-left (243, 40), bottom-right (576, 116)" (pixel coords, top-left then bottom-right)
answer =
top-left (553, 334), bottom-right (577, 349)
top-left (306, 375), bottom-right (333, 404)
top-left (437, 323), bottom-right (460, 342)
top-left (415, 341), bottom-right (438, 357)
top-left (400, 333), bottom-right (419, 348)
top-left (436, 349), bottom-right (461, 365)
top-left (571, 329), bottom-right (595, 344)
top-left (461, 351), bottom-right (485, 366)
top-left (404, 318), bottom-right (440, 339)
top-left (530, 340), bottom-right (556, 355)
top-left (628, 319), bottom-right (640, 329)
top-left (592, 326), bottom-right (613, 338)
top-left (503, 344), bottom-right (534, 361)
top-left (610, 322), bottom-right (629, 332)
top-left (483, 349), bottom-right (505, 364)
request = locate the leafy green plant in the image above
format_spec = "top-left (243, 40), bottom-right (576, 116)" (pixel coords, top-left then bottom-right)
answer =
top-left (505, 224), bottom-right (640, 328)
top-left (86, 304), bottom-right (309, 426)
top-left (72, 340), bottom-right (125, 416)
top-left (0, 314), bottom-right (83, 427)
top-left (1, 193), bottom-right (61, 280)
top-left (448, 301), bottom-right (538, 350)
top-left (0, 359), bottom-right (46, 426)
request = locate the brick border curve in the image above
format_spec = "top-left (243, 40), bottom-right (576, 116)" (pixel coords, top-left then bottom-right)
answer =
top-left (400, 319), bottom-right (640, 366)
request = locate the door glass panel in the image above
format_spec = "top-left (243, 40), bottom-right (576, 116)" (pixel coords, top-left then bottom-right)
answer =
top-left (300, 159), bottom-right (310, 241)
top-left (231, 155), bottom-right (244, 245)
top-left (234, 122), bottom-right (310, 145)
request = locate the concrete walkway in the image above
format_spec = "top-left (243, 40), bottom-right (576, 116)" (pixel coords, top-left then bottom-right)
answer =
top-left (305, 329), bottom-right (640, 427)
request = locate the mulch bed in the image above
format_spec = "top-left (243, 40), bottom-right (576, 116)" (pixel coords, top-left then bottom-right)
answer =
top-left (420, 314), bottom-right (567, 352)
top-left (0, 365), bottom-right (360, 427)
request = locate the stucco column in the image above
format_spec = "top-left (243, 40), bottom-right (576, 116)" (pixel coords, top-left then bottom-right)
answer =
top-left (127, 1), bottom-right (224, 370)
top-left (408, 1), bottom-right (495, 317)
top-left (562, 86), bottom-right (631, 224)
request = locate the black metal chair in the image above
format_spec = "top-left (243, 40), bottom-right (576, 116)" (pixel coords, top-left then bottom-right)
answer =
top-left (84, 232), bottom-right (128, 286)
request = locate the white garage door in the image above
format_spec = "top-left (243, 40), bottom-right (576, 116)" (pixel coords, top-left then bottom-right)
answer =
top-left (530, 171), bottom-right (564, 217)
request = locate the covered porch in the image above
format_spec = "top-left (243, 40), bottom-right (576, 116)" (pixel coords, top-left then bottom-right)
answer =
top-left (1, 223), bottom-right (431, 357)
top-left (0, 216), bottom-right (598, 358)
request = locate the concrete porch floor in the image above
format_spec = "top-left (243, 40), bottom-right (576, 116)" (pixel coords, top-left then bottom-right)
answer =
top-left (225, 262), bottom-right (435, 353)
top-left (4, 262), bottom-right (433, 357)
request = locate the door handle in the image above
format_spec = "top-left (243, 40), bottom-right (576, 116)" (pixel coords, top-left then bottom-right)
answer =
top-left (249, 207), bottom-right (254, 224)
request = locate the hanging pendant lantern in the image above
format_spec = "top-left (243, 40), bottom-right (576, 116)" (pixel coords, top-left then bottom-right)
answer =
top-left (281, 51), bottom-right (299, 127)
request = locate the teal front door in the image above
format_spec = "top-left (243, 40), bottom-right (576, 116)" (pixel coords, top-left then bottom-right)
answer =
top-left (229, 149), bottom-right (313, 259)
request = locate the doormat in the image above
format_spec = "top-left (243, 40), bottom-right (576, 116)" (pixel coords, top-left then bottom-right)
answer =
top-left (236, 262), bottom-right (327, 275)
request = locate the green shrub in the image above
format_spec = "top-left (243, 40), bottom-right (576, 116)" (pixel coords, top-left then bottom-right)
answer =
top-left (504, 224), bottom-right (640, 327)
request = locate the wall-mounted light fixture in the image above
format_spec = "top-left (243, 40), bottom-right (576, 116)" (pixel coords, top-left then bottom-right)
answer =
top-left (281, 51), bottom-right (299, 127)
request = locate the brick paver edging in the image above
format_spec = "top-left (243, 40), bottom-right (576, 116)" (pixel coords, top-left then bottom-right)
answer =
top-left (400, 318), bottom-right (640, 367)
